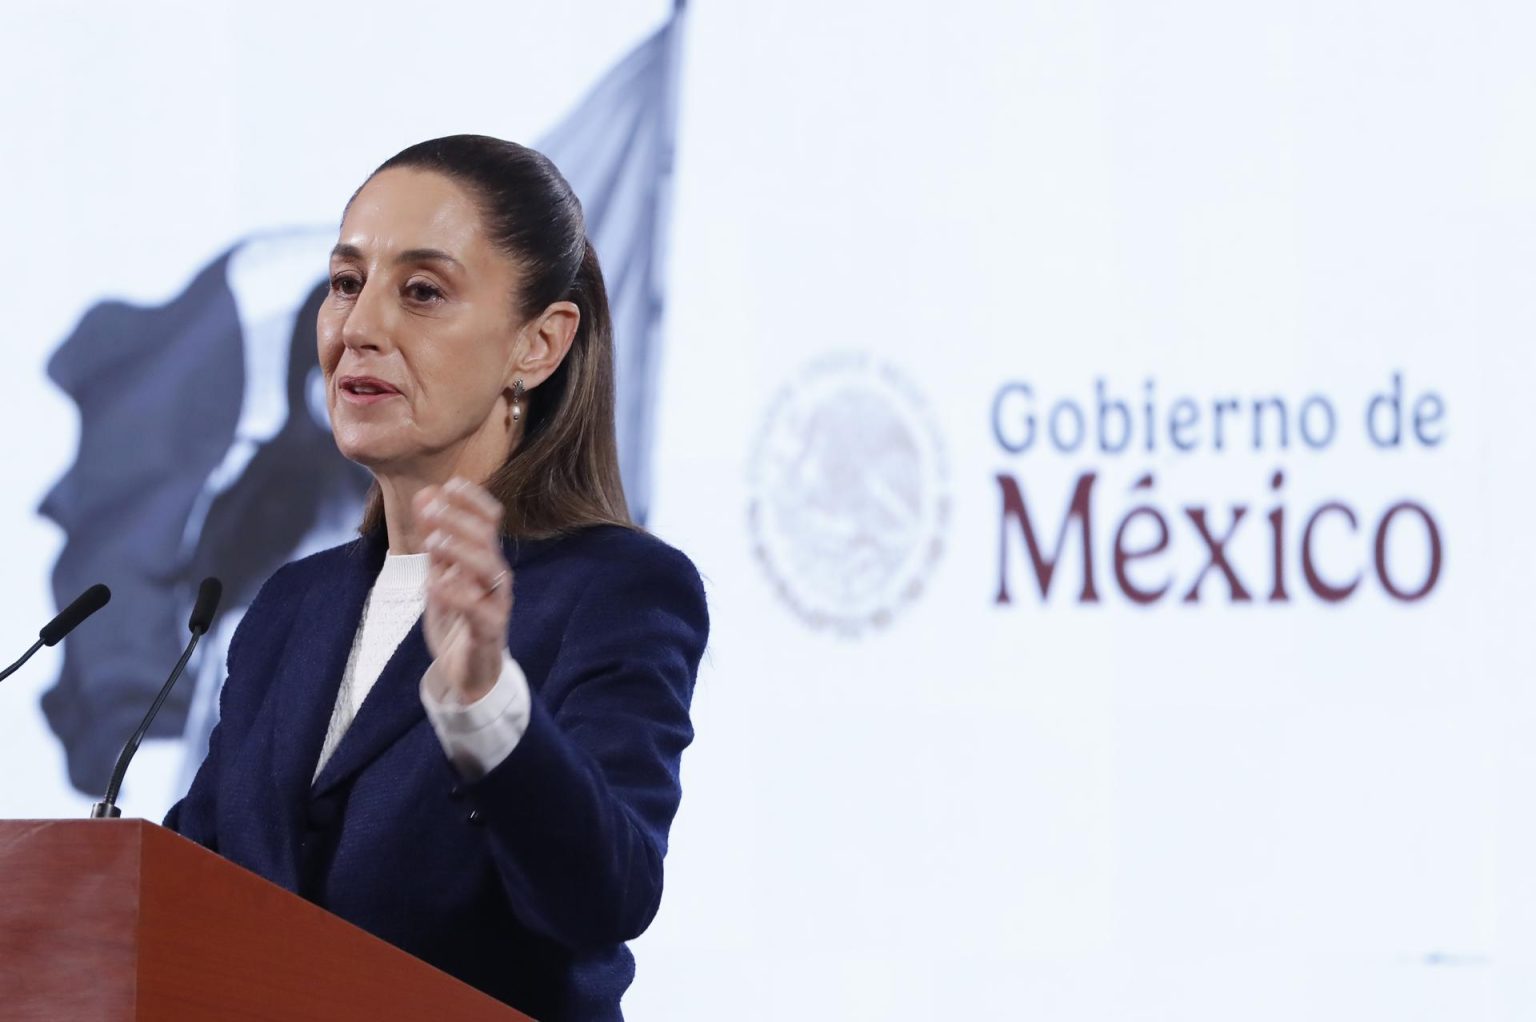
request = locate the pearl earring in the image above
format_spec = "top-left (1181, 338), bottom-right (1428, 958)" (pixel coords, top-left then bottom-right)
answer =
top-left (512, 379), bottom-right (525, 422)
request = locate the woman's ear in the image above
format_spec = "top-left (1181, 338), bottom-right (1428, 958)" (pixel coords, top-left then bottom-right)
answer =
top-left (512, 301), bottom-right (581, 390)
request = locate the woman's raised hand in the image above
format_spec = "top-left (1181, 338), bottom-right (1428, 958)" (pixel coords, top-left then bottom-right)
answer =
top-left (415, 478), bottom-right (513, 704)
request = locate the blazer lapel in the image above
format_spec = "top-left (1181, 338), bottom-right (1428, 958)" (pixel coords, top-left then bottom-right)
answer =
top-left (309, 619), bottom-right (432, 797)
top-left (269, 535), bottom-right (384, 816)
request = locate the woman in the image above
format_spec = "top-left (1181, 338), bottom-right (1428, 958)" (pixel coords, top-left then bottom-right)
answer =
top-left (166, 134), bottom-right (708, 1022)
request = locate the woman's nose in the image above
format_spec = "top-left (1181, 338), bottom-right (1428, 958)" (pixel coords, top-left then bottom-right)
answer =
top-left (340, 282), bottom-right (392, 352)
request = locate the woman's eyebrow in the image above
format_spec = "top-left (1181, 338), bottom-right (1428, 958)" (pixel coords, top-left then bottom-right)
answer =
top-left (397, 247), bottom-right (463, 270)
top-left (329, 242), bottom-right (463, 270)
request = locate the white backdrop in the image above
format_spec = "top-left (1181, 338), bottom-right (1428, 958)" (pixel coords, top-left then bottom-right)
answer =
top-left (4, 3), bottom-right (1536, 1020)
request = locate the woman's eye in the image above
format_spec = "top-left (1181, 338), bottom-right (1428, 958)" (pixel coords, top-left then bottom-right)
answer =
top-left (330, 275), bottom-right (361, 297)
top-left (406, 281), bottom-right (444, 304)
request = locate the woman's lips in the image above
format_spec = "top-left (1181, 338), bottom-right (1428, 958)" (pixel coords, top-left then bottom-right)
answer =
top-left (338, 375), bottom-right (403, 406)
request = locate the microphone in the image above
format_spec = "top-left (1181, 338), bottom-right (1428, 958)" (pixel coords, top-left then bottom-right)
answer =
top-left (90, 578), bottom-right (222, 820)
top-left (0, 584), bottom-right (111, 685)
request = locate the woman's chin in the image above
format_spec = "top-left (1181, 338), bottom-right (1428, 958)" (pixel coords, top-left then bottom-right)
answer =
top-left (331, 429), bottom-right (404, 472)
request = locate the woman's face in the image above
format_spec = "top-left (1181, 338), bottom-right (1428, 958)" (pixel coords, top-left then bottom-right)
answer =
top-left (318, 167), bottom-right (524, 476)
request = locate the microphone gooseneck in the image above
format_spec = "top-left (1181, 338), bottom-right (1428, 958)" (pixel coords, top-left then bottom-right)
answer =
top-left (0, 584), bottom-right (112, 685)
top-left (91, 578), bottom-right (223, 819)
top-left (0, 639), bottom-right (44, 686)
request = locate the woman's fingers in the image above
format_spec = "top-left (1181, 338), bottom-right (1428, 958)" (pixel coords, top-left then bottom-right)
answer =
top-left (444, 475), bottom-right (504, 521)
top-left (421, 481), bottom-right (505, 574)
top-left (426, 525), bottom-right (506, 592)
top-left (423, 482), bottom-right (500, 538)
top-left (419, 477), bottom-right (513, 654)
top-left (416, 478), bottom-right (502, 536)
top-left (433, 477), bottom-right (503, 532)
top-left (427, 568), bottom-right (507, 644)
top-left (426, 507), bottom-right (498, 565)
top-left (426, 545), bottom-right (508, 637)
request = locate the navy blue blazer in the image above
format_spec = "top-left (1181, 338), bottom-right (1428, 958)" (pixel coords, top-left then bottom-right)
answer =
top-left (165, 524), bottom-right (708, 1021)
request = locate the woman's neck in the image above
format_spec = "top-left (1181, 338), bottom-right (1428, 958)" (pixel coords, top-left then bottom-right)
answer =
top-left (371, 409), bottom-right (520, 553)
top-left (376, 473), bottom-right (435, 554)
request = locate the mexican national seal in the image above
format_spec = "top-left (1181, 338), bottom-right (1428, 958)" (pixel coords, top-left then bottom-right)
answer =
top-left (748, 353), bottom-right (948, 636)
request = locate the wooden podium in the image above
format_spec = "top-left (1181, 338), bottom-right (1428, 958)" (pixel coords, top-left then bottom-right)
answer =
top-left (0, 820), bottom-right (531, 1020)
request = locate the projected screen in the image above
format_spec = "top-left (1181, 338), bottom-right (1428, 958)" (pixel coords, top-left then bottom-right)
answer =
top-left (1, 3), bottom-right (1534, 1020)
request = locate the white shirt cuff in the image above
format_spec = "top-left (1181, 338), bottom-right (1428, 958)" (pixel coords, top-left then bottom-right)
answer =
top-left (419, 651), bottom-right (532, 780)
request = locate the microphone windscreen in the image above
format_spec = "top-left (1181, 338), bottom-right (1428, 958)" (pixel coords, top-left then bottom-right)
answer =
top-left (188, 577), bottom-right (223, 635)
top-left (39, 584), bottom-right (112, 647)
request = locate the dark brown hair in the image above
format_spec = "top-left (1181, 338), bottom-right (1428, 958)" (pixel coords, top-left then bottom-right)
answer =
top-left (354, 134), bottom-right (633, 538)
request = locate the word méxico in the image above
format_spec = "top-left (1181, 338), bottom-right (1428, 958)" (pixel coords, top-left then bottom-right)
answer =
top-left (995, 471), bottom-right (1442, 605)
